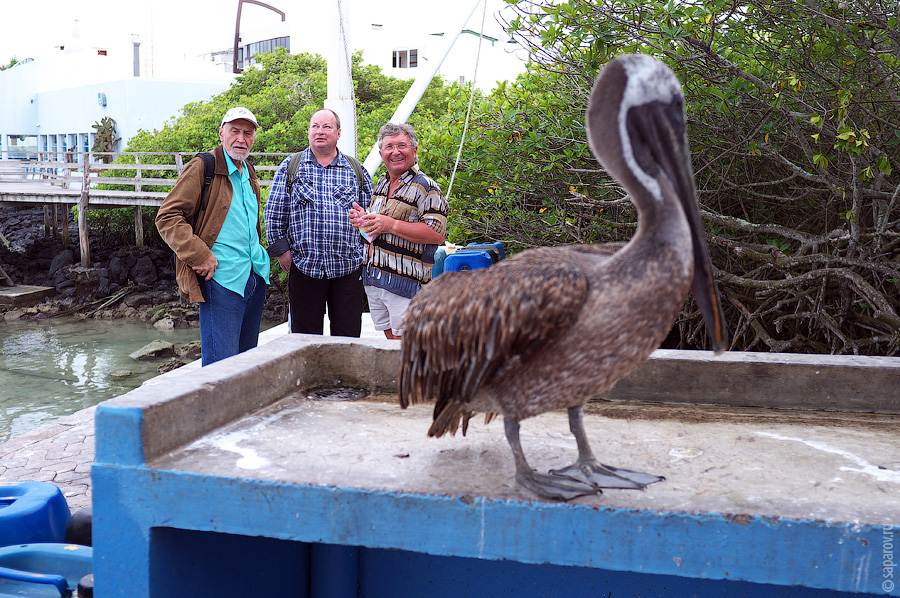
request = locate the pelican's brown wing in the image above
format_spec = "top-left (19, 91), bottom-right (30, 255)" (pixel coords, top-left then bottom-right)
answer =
top-left (399, 247), bottom-right (590, 434)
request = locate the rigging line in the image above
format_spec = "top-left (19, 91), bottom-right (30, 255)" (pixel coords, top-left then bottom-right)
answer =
top-left (446, 0), bottom-right (488, 201)
top-left (336, 0), bottom-right (358, 148)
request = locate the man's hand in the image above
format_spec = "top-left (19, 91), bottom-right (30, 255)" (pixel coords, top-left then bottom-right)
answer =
top-left (349, 202), bottom-right (367, 229)
top-left (360, 212), bottom-right (395, 236)
top-left (192, 253), bottom-right (218, 281)
top-left (277, 251), bottom-right (292, 272)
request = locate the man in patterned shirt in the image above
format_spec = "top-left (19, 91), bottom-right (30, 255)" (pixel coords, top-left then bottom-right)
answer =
top-left (265, 108), bottom-right (373, 336)
top-left (349, 122), bottom-right (448, 339)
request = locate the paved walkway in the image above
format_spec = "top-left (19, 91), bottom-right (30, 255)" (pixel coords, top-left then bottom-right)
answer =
top-left (0, 406), bottom-right (96, 511)
top-left (0, 316), bottom-right (383, 513)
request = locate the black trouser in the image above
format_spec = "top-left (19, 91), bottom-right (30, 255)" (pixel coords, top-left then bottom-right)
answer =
top-left (288, 265), bottom-right (363, 337)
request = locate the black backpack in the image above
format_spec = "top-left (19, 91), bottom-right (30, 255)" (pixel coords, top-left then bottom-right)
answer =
top-left (194, 152), bottom-right (216, 229)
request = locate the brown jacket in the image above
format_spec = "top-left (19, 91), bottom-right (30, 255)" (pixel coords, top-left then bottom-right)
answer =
top-left (155, 146), bottom-right (264, 302)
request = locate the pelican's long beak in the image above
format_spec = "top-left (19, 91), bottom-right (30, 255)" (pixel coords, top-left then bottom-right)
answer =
top-left (629, 100), bottom-right (729, 353)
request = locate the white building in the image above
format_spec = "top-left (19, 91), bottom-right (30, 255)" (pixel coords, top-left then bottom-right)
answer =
top-left (0, 0), bottom-right (528, 159)
top-left (0, 38), bottom-right (232, 160)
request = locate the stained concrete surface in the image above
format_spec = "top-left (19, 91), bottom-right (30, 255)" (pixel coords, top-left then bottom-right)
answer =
top-left (152, 392), bottom-right (900, 526)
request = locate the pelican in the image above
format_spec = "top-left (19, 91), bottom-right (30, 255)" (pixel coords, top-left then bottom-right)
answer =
top-left (399, 54), bottom-right (728, 501)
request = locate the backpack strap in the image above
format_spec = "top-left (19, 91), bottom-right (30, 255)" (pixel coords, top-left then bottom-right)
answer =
top-left (194, 152), bottom-right (215, 229)
top-left (285, 151), bottom-right (304, 199)
top-left (285, 149), bottom-right (364, 200)
top-left (344, 154), bottom-right (364, 200)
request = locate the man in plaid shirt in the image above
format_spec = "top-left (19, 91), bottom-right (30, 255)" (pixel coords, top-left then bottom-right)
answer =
top-left (265, 108), bottom-right (373, 336)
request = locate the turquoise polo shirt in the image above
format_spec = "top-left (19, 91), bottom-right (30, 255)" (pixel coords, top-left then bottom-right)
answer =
top-left (211, 152), bottom-right (270, 295)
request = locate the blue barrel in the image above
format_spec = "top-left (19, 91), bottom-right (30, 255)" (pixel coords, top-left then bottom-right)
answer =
top-left (0, 543), bottom-right (92, 597)
top-left (0, 482), bottom-right (70, 548)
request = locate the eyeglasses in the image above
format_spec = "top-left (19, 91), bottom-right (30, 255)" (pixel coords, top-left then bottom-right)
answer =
top-left (382, 143), bottom-right (411, 152)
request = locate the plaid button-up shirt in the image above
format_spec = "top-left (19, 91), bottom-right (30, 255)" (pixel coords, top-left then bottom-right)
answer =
top-left (265, 148), bottom-right (372, 279)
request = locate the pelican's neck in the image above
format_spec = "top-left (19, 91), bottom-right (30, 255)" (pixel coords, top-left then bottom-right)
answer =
top-left (613, 188), bottom-right (694, 272)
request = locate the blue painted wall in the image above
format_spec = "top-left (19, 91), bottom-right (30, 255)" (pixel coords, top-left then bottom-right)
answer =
top-left (140, 527), bottom-right (884, 598)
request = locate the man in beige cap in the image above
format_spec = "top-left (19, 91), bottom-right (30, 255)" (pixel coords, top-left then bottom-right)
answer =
top-left (156, 107), bottom-right (270, 365)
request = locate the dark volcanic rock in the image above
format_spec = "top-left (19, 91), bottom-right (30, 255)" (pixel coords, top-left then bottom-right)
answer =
top-left (0, 206), bottom-right (285, 323)
top-left (49, 249), bottom-right (74, 275)
top-left (130, 255), bottom-right (158, 285)
top-left (108, 256), bottom-right (129, 283)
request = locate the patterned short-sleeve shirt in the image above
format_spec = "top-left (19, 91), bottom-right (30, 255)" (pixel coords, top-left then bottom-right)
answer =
top-left (362, 165), bottom-right (448, 298)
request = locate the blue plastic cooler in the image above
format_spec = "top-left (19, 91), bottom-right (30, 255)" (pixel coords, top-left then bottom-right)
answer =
top-left (439, 242), bottom-right (505, 275)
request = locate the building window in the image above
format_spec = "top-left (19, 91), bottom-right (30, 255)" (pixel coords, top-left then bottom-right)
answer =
top-left (239, 36), bottom-right (290, 70)
top-left (392, 49), bottom-right (418, 69)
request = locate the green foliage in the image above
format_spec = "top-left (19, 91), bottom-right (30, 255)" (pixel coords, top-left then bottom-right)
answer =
top-left (80, 206), bottom-right (160, 245)
top-left (419, 67), bottom-right (624, 252)
top-left (0, 56), bottom-right (18, 71)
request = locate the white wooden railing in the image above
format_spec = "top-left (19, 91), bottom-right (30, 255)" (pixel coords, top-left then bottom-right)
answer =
top-left (0, 151), bottom-right (290, 267)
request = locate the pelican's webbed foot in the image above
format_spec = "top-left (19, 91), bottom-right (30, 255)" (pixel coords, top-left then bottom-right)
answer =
top-left (553, 406), bottom-right (666, 490)
top-left (516, 468), bottom-right (600, 501)
top-left (504, 416), bottom-right (600, 501)
top-left (550, 459), bottom-right (664, 490)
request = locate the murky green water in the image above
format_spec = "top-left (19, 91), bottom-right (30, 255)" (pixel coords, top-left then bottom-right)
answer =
top-left (0, 318), bottom-right (200, 442)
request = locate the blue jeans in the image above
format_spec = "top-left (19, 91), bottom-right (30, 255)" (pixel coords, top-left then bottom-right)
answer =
top-left (197, 272), bottom-right (266, 366)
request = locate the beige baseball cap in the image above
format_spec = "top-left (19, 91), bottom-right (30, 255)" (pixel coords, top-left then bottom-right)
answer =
top-left (221, 107), bottom-right (258, 128)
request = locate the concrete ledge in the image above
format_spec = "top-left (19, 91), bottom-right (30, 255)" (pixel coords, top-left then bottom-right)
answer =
top-left (609, 349), bottom-right (900, 413)
top-left (99, 338), bottom-right (900, 464)
top-left (118, 340), bottom-right (900, 463)
top-left (100, 334), bottom-right (399, 463)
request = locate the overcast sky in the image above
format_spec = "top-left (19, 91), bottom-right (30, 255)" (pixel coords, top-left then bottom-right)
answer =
top-left (1, 0), bottom-right (513, 66)
top-left (2, 0), bottom-right (279, 64)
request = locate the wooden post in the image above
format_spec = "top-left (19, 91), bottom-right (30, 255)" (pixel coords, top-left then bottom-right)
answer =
top-left (135, 207), bottom-right (144, 247)
top-left (62, 152), bottom-right (72, 245)
top-left (62, 204), bottom-right (70, 246)
top-left (52, 205), bottom-right (59, 238)
top-left (134, 155), bottom-right (144, 247)
top-left (44, 205), bottom-right (50, 238)
top-left (79, 152), bottom-right (90, 267)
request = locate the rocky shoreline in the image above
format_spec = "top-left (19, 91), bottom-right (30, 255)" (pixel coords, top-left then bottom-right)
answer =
top-left (0, 206), bottom-right (287, 328)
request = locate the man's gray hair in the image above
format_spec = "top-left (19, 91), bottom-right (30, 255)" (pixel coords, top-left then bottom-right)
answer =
top-left (377, 123), bottom-right (418, 149)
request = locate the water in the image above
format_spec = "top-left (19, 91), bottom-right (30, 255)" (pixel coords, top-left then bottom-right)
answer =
top-left (0, 318), bottom-right (200, 442)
